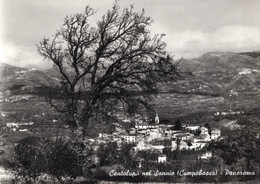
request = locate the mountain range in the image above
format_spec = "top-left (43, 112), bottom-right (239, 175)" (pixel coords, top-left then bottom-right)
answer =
top-left (1, 51), bottom-right (260, 118)
top-left (176, 51), bottom-right (260, 97)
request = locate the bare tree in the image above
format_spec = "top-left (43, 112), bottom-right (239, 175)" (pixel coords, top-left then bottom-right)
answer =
top-left (37, 2), bottom-right (179, 135)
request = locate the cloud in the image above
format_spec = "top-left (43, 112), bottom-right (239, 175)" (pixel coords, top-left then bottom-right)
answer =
top-left (164, 25), bottom-right (260, 59)
top-left (0, 42), bottom-right (51, 69)
top-left (1, 25), bottom-right (260, 69)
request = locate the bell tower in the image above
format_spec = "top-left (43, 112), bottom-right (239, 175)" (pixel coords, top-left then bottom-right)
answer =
top-left (155, 114), bottom-right (159, 124)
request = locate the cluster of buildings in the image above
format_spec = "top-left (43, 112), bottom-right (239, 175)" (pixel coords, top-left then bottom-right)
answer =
top-left (92, 114), bottom-right (222, 164)
top-left (129, 116), bottom-right (221, 153)
top-left (214, 110), bottom-right (244, 116)
top-left (6, 122), bottom-right (34, 132)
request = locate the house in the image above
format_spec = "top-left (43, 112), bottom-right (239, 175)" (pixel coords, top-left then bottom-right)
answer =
top-left (185, 125), bottom-right (200, 131)
top-left (111, 135), bottom-right (123, 143)
top-left (149, 131), bottom-right (163, 140)
top-left (28, 122), bottom-right (34, 125)
top-left (135, 123), bottom-right (149, 129)
top-left (214, 112), bottom-right (220, 116)
top-left (199, 133), bottom-right (211, 141)
top-left (151, 145), bottom-right (164, 152)
top-left (166, 124), bottom-right (174, 128)
top-left (6, 122), bottom-right (34, 128)
top-left (171, 140), bottom-right (188, 150)
top-left (1, 112), bottom-right (6, 117)
top-left (123, 134), bottom-right (136, 143)
top-left (175, 133), bottom-right (193, 141)
top-left (137, 129), bottom-right (148, 134)
top-left (200, 127), bottom-right (208, 134)
top-left (129, 128), bottom-right (136, 134)
top-left (211, 129), bottom-right (221, 140)
top-left (135, 123), bottom-right (159, 130)
top-left (6, 123), bottom-right (18, 128)
top-left (134, 140), bottom-right (146, 151)
top-left (198, 151), bottom-right (212, 160)
top-left (158, 154), bottom-right (166, 163)
top-left (165, 129), bottom-right (174, 136)
top-left (171, 130), bottom-right (185, 138)
top-left (12, 128), bottom-right (17, 131)
top-left (188, 140), bottom-right (207, 151)
top-left (99, 133), bottom-right (103, 138)
top-left (159, 124), bottom-right (167, 131)
top-left (215, 111), bottom-right (245, 116)
top-left (122, 119), bottom-right (131, 123)
top-left (19, 129), bottom-right (28, 132)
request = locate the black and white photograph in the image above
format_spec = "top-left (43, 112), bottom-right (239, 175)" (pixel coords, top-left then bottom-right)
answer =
top-left (1, 0), bottom-right (260, 183)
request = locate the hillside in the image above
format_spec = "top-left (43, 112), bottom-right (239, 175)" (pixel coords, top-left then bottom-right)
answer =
top-left (239, 51), bottom-right (260, 58)
top-left (0, 51), bottom-right (260, 162)
top-left (167, 52), bottom-right (260, 97)
top-left (1, 51), bottom-right (260, 121)
top-left (0, 63), bottom-right (59, 95)
top-left (152, 52), bottom-right (260, 117)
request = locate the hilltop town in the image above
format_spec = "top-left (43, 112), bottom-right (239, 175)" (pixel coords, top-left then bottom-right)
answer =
top-left (2, 107), bottom-right (225, 165)
top-left (86, 114), bottom-right (222, 165)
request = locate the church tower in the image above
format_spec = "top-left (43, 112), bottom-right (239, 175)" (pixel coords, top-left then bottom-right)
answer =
top-left (155, 114), bottom-right (160, 124)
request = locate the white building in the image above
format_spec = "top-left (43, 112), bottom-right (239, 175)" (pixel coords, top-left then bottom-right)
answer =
top-left (123, 134), bottom-right (136, 143)
top-left (158, 154), bottom-right (166, 163)
top-left (200, 127), bottom-right (208, 134)
top-left (129, 128), bottom-right (136, 134)
top-left (135, 123), bottom-right (159, 130)
top-left (198, 151), bottom-right (212, 160)
top-left (99, 133), bottom-right (103, 138)
top-left (171, 130), bottom-right (184, 138)
top-left (185, 125), bottom-right (200, 131)
top-left (256, 134), bottom-right (260, 139)
top-left (211, 129), bottom-right (221, 140)
top-left (151, 145), bottom-right (164, 152)
top-left (148, 131), bottom-right (163, 140)
top-left (6, 123), bottom-right (18, 128)
top-left (6, 122), bottom-right (34, 128)
top-left (175, 133), bottom-right (194, 141)
top-left (171, 140), bottom-right (188, 150)
top-left (134, 140), bottom-right (146, 151)
top-left (199, 133), bottom-right (211, 142)
top-left (137, 129), bottom-right (148, 134)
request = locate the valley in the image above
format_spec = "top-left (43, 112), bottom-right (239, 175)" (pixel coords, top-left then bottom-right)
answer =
top-left (1, 51), bottom-right (260, 129)
top-left (0, 51), bottom-right (260, 183)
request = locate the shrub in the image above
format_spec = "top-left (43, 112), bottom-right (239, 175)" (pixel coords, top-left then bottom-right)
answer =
top-left (10, 136), bottom-right (94, 183)
top-left (12, 137), bottom-right (45, 183)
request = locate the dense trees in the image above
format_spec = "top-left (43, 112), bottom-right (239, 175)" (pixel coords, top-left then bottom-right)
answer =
top-left (37, 2), bottom-right (179, 134)
top-left (173, 118), bottom-right (182, 130)
top-left (11, 137), bottom-right (94, 183)
top-left (96, 142), bottom-right (135, 168)
top-left (97, 142), bottom-right (118, 166)
top-left (12, 137), bottom-right (45, 183)
top-left (9, 132), bottom-right (255, 183)
top-left (209, 128), bottom-right (260, 170)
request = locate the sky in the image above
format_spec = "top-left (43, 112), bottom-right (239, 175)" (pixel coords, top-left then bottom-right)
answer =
top-left (1, 0), bottom-right (260, 69)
